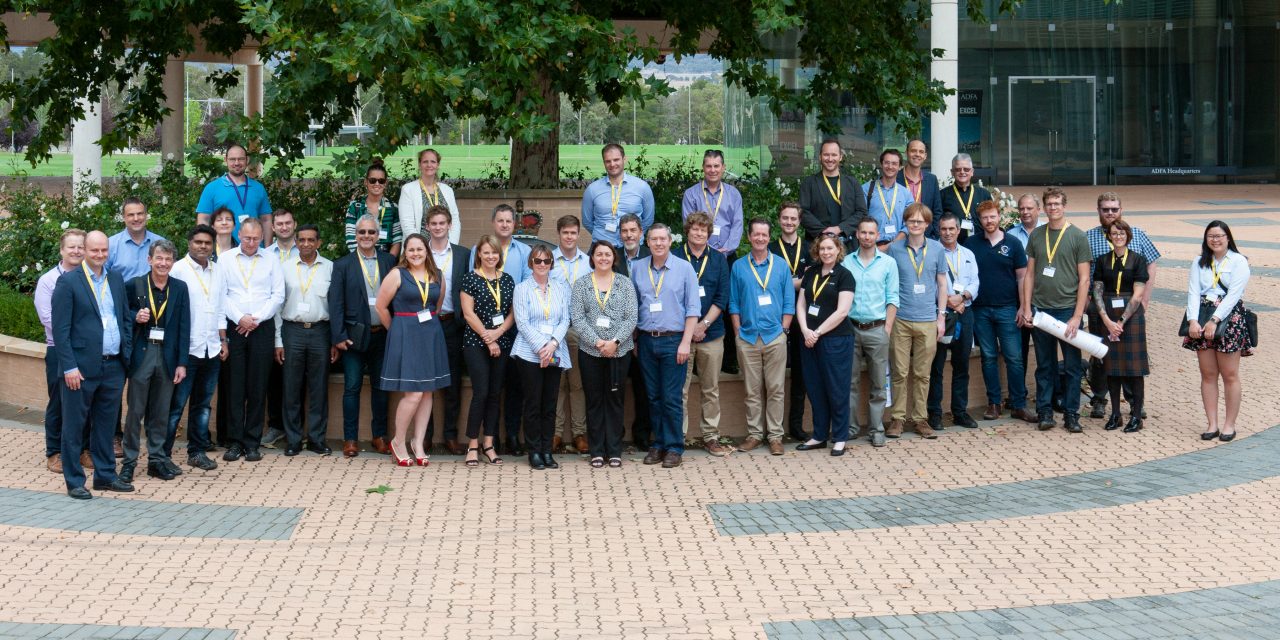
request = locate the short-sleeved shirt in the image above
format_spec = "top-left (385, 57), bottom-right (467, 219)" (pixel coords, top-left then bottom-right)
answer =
top-left (1025, 223), bottom-right (1091, 310)
top-left (886, 238), bottom-right (948, 322)
top-left (195, 174), bottom-right (272, 239)
top-left (345, 198), bottom-right (402, 253)
top-left (1085, 224), bottom-right (1161, 276)
top-left (799, 264), bottom-right (855, 337)
top-left (1092, 251), bottom-right (1149, 297)
top-left (967, 232), bottom-right (1027, 308)
top-left (460, 270), bottom-right (516, 350)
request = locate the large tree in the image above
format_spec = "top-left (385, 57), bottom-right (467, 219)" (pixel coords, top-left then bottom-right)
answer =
top-left (0, 0), bottom-right (1016, 187)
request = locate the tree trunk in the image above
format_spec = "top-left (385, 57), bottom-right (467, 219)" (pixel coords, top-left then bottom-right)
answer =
top-left (509, 71), bottom-right (560, 189)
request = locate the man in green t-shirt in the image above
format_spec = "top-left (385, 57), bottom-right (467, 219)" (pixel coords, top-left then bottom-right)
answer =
top-left (1018, 187), bottom-right (1091, 433)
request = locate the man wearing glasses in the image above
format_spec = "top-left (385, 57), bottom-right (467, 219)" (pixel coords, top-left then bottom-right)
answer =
top-left (939, 153), bottom-right (990, 245)
top-left (1084, 192), bottom-right (1160, 419)
top-left (195, 143), bottom-right (274, 244)
top-left (862, 149), bottom-right (912, 247)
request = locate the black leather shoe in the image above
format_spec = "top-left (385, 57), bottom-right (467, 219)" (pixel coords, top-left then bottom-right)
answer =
top-left (1064, 413), bottom-right (1083, 433)
top-left (223, 445), bottom-right (244, 462)
top-left (118, 461), bottom-right (136, 484)
top-left (147, 464), bottom-right (176, 480)
top-left (1201, 431), bottom-right (1220, 441)
top-left (1219, 431), bottom-right (1237, 442)
top-left (927, 414), bottom-right (943, 431)
top-left (543, 454), bottom-right (559, 469)
top-left (1037, 413), bottom-right (1056, 431)
top-left (162, 459), bottom-right (184, 476)
top-left (67, 487), bottom-right (92, 500)
top-left (188, 453), bottom-right (218, 470)
top-left (830, 446), bottom-right (847, 457)
top-left (528, 452), bottom-right (545, 470)
top-left (1123, 416), bottom-right (1143, 433)
top-left (306, 442), bottom-right (332, 456)
top-left (795, 441), bottom-right (827, 451)
top-left (243, 448), bottom-right (264, 462)
top-left (953, 413), bottom-right (979, 429)
top-left (787, 427), bottom-right (809, 442)
top-left (1104, 415), bottom-right (1123, 431)
top-left (93, 479), bottom-right (135, 492)
top-left (1089, 401), bottom-right (1107, 419)
top-left (284, 445), bottom-right (302, 457)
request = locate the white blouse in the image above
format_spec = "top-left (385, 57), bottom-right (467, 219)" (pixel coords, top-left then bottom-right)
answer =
top-left (1186, 250), bottom-right (1249, 322)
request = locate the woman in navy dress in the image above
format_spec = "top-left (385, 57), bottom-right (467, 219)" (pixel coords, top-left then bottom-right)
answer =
top-left (376, 233), bottom-right (451, 466)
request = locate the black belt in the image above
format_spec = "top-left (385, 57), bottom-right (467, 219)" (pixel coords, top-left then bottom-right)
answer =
top-left (285, 320), bottom-right (329, 329)
top-left (438, 312), bottom-right (456, 322)
top-left (643, 330), bottom-right (682, 338)
top-left (852, 319), bottom-right (886, 330)
top-left (102, 354), bottom-right (119, 361)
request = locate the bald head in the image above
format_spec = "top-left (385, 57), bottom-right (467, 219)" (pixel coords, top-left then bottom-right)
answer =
top-left (85, 230), bottom-right (109, 272)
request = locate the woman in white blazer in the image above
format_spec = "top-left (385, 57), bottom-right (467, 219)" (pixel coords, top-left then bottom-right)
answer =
top-left (399, 148), bottom-right (461, 245)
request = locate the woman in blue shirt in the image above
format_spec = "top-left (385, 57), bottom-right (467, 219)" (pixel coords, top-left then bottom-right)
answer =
top-left (512, 245), bottom-right (572, 469)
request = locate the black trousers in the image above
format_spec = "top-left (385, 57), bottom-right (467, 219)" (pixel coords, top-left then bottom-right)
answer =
top-left (281, 321), bottom-right (330, 448)
top-left (503, 329), bottom-right (525, 445)
top-left (785, 325), bottom-right (807, 431)
top-left (226, 322), bottom-right (275, 451)
top-left (515, 357), bottom-right (562, 456)
top-left (580, 350), bottom-right (630, 459)
top-left (462, 344), bottom-right (509, 440)
top-left (627, 351), bottom-right (652, 447)
top-left (427, 315), bottom-right (464, 443)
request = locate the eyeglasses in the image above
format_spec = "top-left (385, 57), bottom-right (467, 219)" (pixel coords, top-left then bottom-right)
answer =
top-left (356, 230), bottom-right (379, 236)
top-left (532, 257), bottom-right (554, 265)
top-left (1206, 234), bottom-right (1229, 240)
top-left (906, 219), bottom-right (927, 225)
top-left (952, 167), bottom-right (973, 173)
top-left (367, 178), bottom-right (387, 185)
top-left (1099, 207), bottom-right (1120, 213)
top-left (818, 231), bottom-right (840, 238)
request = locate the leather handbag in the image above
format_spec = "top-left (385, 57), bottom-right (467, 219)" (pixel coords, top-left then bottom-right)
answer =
top-left (1177, 300), bottom-right (1216, 337)
top-left (1244, 308), bottom-right (1259, 347)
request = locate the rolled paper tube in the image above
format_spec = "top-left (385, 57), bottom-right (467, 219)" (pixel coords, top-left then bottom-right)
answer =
top-left (1032, 311), bottom-right (1110, 359)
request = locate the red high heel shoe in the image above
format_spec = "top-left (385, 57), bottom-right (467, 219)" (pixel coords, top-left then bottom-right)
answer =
top-left (390, 442), bottom-right (412, 467)
top-left (412, 443), bottom-right (429, 467)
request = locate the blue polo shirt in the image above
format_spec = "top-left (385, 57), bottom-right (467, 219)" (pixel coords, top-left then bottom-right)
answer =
top-left (886, 238), bottom-right (948, 322)
top-left (195, 174), bottom-right (273, 239)
top-left (104, 229), bottom-right (165, 280)
top-left (728, 252), bottom-right (795, 345)
top-left (675, 244), bottom-right (729, 341)
top-left (967, 232), bottom-right (1027, 308)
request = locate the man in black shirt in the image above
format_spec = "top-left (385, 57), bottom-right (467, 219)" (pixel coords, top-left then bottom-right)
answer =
top-left (939, 153), bottom-right (991, 245)
top-left (768, 202), bottom-right (811, 441)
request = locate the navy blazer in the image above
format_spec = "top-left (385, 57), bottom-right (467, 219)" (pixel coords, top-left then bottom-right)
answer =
top-left (612, 245), bottom-right (650, 277)
top-left (329, 248), bottom-right (398, 345)
top-left (442, 242), bottom-right (471, 316)
top-left (125, 274), bottom-right (191, 377)
top-left (896, 171), bottom-right (945, 239)
top-left (52, 267), bottom-right (134, 378)
top-left (798, 172), bottom-right (869, 241)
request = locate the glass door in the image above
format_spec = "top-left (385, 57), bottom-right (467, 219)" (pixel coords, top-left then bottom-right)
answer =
top-left (1007, 76), bottom-right (1097, 185)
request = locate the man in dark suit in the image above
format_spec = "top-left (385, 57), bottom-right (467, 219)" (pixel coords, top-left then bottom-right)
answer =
top-left (52, 230), bottom-right (135, 499)
top-left (122, 240), bottom-right (190, 482)
top-left (424, 205), bottom-right (471, 453)
top-left (799, 138), bottom-right (869, 251)
top-left (612, 213), bottom-right (651, 277)
top-left (330, 214), bottom-right (399, 457)
top-left (897, 139), bottom-right (945, 240)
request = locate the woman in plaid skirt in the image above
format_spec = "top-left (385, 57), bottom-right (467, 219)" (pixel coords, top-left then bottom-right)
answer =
top-left (1184, 220), bottom-right (1251, 442)
top-left (1091, 220), bottom-right (1150, 433)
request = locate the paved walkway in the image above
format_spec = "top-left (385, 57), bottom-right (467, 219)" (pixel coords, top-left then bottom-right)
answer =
top-left (0, 623), bottom-right (235, 639)
top-left (0, 184), bottom-right (1278, 639)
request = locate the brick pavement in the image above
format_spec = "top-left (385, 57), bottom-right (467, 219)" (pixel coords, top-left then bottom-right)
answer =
top-left (0, 623), bottom-right (235, 639)
top-left (0, 184), bottom-right (1276, 639)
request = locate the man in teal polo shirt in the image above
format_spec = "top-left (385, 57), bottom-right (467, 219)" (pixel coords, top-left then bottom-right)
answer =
top-left (195, 144), bottom-right (274, 244)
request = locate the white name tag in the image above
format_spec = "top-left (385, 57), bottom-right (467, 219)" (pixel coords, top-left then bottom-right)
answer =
top-left (605, 222), bottom-right (618, 233)
top-left (368, 297), bottom-right (378, 307)
top-left (961, 220), bottom-right (974, 231)
top-left (296, 302), bottom-right (311, 313)
top-left (1110, 298), bottom-right (1125, 309)
top-left (596, 316), bottom-right (611, 329)
top-left (713, 226), bottom-right (722, 235)
top-left (884, 225), bottom-right (896, 234)
top-left (757, 294), bottom-right (772, 307)
top-left (491, 315), bottom-right (505, 327)
top-left (913, 283), bottom-right (927, 294)
top-left (378, 230), bottom-right (388, 240)
top-left (649, 302), bottom-right (663, 313)
top-left (539, 324), bottom-right (553, 335)
top-left (149, 328), bottom-right (165, 341)
top-left (417, 309), bottom-right (432, 323)
top-left (698, 286), bottom-right (706, 298)
top-left (1041, 266), bottom-right (1056, 278)
top-left (808, 304), bottom-right (820, 316)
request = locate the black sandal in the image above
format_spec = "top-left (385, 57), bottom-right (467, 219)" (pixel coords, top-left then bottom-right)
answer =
top-left (482, 446), bottom-right (503, 465)
top-left (465, 447), bottom-right (480, 468)
top-left (590, 457), bottom-right (604, 468)
top-left (608, 457), bottom-right (622, 468)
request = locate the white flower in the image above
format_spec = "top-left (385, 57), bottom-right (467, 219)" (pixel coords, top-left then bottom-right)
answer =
top-left (20, 265), bottom-right (27, 273)
top-left (131, 182), bottom-right (139, 190)
top-left (85, 195), bottom-right (100, 207)
top-left (35, 261), bottom-right (42, 270)
top-left (671, 233), bottom-right (684, 244)
top-left (40, 203), bottom-right (46, 211)
top-left (166, 152), bottom-right (175, 160)
top-left (60, 220), bottom-right (69, 229)
top-left (161, 196), bottom-right (168, 205)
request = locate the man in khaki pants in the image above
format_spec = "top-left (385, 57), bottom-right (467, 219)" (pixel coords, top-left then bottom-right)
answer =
top-left (551, 215), bottom-right (590, 451)
top-left (677, 213), bottom-right (731, 456)
top-left (730, 219), bottom-right (795, 455)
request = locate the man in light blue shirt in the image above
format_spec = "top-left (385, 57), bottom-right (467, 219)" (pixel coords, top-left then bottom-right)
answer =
top-left (927, 212), bottom-right (982, 431)
top-left (729, 218), bottom-right (795, 455)
top-left (680, 149), bottom-right (743, 256)
top-left (195, 143), bottom-right (274, 243)
top-left (841, 218), bottom-right (898, 447)
top-left (862, 149), bottom-right (914, 247)
top-left (581, 143), bottom-right (655, 248)
top-left (1005, 193), bottom-right (1046, 249)
top-left (104, 197), bottom-right (165, 280)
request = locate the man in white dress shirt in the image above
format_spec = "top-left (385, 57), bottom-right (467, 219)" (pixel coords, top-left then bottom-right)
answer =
top-left (166, 224), bottom-right (226, 471)
top-left (274, 224), bottom-right (336, 456)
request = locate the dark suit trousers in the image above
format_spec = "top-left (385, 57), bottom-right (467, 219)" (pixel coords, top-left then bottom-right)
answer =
top-left (503, 328), bottom-right (525, 444)
top-left (282, 321), bottom-right (330, 448)
top-left (627, 351), bottom-right (652, 447)
top-left (227, 322), bottom-right (275, 450)
top-left (427, 315), bottom-right (463, 442)
top-left (785, 325), bottom-right (807, 430)
top-left (123, 346), bottom-right (175, 466)
top-left (60, 357), bottom-right (125, 490)
top-left (44, 345), bottom-right (88, 458)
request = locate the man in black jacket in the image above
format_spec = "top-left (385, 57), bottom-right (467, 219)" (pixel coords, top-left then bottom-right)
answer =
top-left (799, 138), bottom-right (869, 251)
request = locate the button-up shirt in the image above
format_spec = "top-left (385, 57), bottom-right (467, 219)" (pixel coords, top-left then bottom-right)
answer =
top-left (728, 252), bottom-right (796, 345)
top-left (88, 267), bottom-right (121, 359)
top-left (274, 255), bottom-right (332, 347)
top-left (581, 173), bottom-right (655, 247)
top-left (681, 181), bottom-right (744, 254)
top-left (357, 252), bottom-right (384, 328)
top-left (551, 246), bottom-right (589, 290)
top-left (512, 278), bottom-right (572, 367)
top-left (940, 244), bottom-right (980, 307)
top-left (104, 229), bottom-right (164, 280)
top-left (841, 250), bottom-right (899, 323)
top-left (430, 243), bottom-right (457, 313)
top-left (887, 238), bottom-right (948, 322)
top-left (1005, 220), bottom-right (1045, 249)
top-left (862, 180), bottom-right (914, 243)
top-left (677, 244), bottom-right (729, 341)
top-left (631, 255), bottom-right (701, 332)
top-left (169, 255), bottom-right (227, 359)
top-left (222, 247), bottom-right (285, 324)
top-left (35, 264), bottom-right (69, 345)
top-left (1085, 224), bottom-right (1161, 276)
top-left (1187, 251), bottom-right (1250, 323)
top-left (265, 241), bottom-right (300, 265)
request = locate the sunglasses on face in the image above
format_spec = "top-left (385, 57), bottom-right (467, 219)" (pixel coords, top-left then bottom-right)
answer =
top-left (356, 230), bottom-right (379, 236)
top-left (532, 258), bottom-right (553, 265)
top-left (367, 178), bottom-right (387, 185)
top-left (1100, 207), bottom-right (1119, 213)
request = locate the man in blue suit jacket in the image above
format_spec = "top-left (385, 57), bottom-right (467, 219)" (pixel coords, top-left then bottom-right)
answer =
top-left (123, 240), bottom-right (190, 483)
top-left (52, 230), bottom-right (135, 499)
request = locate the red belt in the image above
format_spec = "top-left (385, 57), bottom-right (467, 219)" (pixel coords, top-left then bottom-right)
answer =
top-left (393, 312), bottom-right (419, 317)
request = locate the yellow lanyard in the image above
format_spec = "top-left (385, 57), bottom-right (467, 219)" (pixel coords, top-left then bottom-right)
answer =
top-left (419, 179), bottom-right (440, 207)
top-left (1111, 250), bottom-right (1127, 295)
top-left (778, 240), bottom-right (800, 273)
top-left (749, 254), bottom-right (775, 291)
top-left (1211, 259), bottom-right (1223, 293)
top-left (358, 253), bottom-right (380, 290)
top-left (907, 243), bottom-right (928, 281)
top-left (647, 263), bottom-right (666, 297)
top-left (876, 181), bottom-right (898, 218)
top-left (147, 278), bottom-right (168, 325)
top-left (501, 241), bottom-right (511, 268)
top-left (810, 269), bottom-right (833, 301)
top-left (534, 282), bottom-right (552, 320)
top-left (592, 272), bottom-right (614, 310)
top-left (295, 258), bottom-right (320, 296)
top-left (185, 257), bottom-right (211, 300)
top-left (1044, 223), bottom-right (1070, 265)
top-left (412, 272), bottom-right (431, 308)
top-left (236, 253), bottom-right (259, 293)
top-left (944, 250), bottom-right (958, 282)
top-left (951, 184), bottom-right (975, 218)
top-left (559, 254), bottom-right (580, 283)
top-left (609, 180), bottom-right (622, 218)
top-left (701, 181), bottom-right (724, 217)
top-left (82, 263), bottom-right (107, 311)
top-left (823, 175), bottom-right (841, 205)
top-left (481, 270), bottom-right (502, 309)
top-left (683, 246), bottom-right (709, 279)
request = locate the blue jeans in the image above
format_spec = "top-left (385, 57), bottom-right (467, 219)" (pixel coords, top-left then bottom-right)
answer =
top-left (637, 333), bottom-right (688, 454)
top-left (972, 305), bottom-right (1027, 410)
top-left (799, 334), bottom-right (854, 442)
top-left (1033, 307), bottom-right (1083, 416)
top-left (167, 355), bottom-right (221, 458)
top-left (341, 332), bottom-right (389, 442)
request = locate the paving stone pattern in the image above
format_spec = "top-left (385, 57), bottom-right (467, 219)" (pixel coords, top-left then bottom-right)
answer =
top-left (0, 623), bottom-right (235, 639)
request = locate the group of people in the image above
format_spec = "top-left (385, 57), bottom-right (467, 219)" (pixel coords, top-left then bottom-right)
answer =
top-left (34, 140), bottom-right (1253, 499)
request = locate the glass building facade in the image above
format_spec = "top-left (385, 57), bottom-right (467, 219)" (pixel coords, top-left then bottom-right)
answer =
top-left (726, 0), bottom-right (1280, 184)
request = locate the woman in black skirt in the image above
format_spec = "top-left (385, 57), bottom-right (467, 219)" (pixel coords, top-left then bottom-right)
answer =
top-left (1091, 220), bottom-right (1149, 433)
top-left (1184, 220), bottom-right (1251, 442)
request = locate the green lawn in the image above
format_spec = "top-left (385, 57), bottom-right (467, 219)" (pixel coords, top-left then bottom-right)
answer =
top-left (0, 144), bottom-right (767, 179)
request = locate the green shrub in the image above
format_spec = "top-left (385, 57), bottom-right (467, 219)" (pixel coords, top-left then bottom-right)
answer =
top-left (0, 283), bottom-right (44, 343)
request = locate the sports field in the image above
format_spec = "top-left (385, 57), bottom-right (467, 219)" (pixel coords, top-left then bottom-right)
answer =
top-left (0, 144), bottom-right (766, 178)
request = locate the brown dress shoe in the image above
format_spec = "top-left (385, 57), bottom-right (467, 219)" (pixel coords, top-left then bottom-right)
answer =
top-left (914, 420), bottom-right (938, 439)
top-left (573, 435), bottom-right (588, 453)
top-left (46, 453), bottom-right (62, 474)
top-left (444, 440), bottom-right (463, 456)
top-left (885, 420), bottom-right (904, 438)
top-left (342, 440), bottom-right (359, 457)
top-left (371, 437), bottom-right (390, 454)
top-left (1010, 408), bottom-right (1038, 423)
top-left (738, 437), bottom-right (763, 452)
top-left (553, 435), bottom-right (563, 451)
top-left (642, 448), bottom-right (665, 465)
top-left (705, 441), bottom-right (731, 457)
top-left (983, 404), bottom-right (1001, 420)
top-left (661, 451), bottom-right (682, 468)
top-left (80, 451), bottom-right (94, 469)
top-left (113, 436), bottom-right (124, 459)
top-left (768, 440), bottom-right (784, 455)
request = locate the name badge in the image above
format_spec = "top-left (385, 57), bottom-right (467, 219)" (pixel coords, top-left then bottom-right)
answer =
top-left (368, 297), bottom-right (378, 307)
top-left (1110, 298), bottom-right (1125, 309)
top-left (596, 316), bottom-right (611, 329)
top-left (148, 328), bottom-right (165, 341)
top-left (884, 225), bottom-right (896, 234)
top-left (649, 302), bottom-right (663, 313)
top-left (605, 222), bottom-right (618, 233)
top-left (698, 286), bottom-right (706, 298)
top-left (539, 324), bottom-right (553, 335)
top-left (1041, 266), bottom-right (1056, 278)
top-left (417, 309), bottom-right (432, 323)
top-left (757, 294), bottom-right (772, 307)
top-left (296, 302), bottom-right (311, 313)
top-left (961, 220), bottom-right (974, 231)
top-left (913, 283), bottom-right (927, 294)
top-left (491, 315), bottom-right (505, 327)
top-left (378, 230), bottom-right (388, 240)
top-left (713, 226), bottom-right (722, 235)
top-left (808, 304), bottom-right (820, 316)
